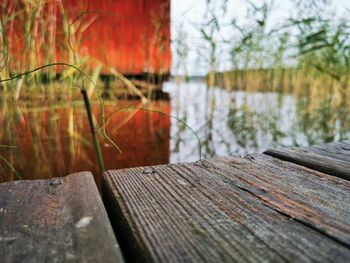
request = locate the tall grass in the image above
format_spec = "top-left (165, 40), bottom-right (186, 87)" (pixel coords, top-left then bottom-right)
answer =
top-left (171, 0), bottom-right (350, 100)
top-left (0, 0), bottom-right (168, 98)
top-left (0, 0), bottom-right (193, 180)
top-left (0, 0), bottom-right (86, 95)
top-left (0, 1), bottom-right (135, 177)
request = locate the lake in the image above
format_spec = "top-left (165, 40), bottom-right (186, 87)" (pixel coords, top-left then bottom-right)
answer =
top-left (1, 80), bottom-right (349, 186)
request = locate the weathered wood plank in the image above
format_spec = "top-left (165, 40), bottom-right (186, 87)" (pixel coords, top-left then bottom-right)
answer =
top-left (103, 154), bottom-right (350, 263)
top-left (0, 172), bottom-right (124, 263)
top-left (302, 141), bottom-right (350, 162)
top-left (264, 144), bottom-right (350, 180)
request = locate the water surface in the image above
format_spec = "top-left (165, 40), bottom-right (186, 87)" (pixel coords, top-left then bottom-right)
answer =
top-left (166, 81), bottom-right (350, 162)
top-left (1, 80), bottom-right (349, 185)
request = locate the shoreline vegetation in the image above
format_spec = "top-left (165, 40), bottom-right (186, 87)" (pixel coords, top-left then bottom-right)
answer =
top-left (0, 0), bottom-right (170, 102)
top-left (212, 67), bottom-right (346, 95)
top-left (1, 0), bottom-right (350, 181)
top-left (0, 0), bottom-right (172, 179)
top-left (173, 1), bottom-right (350, 106)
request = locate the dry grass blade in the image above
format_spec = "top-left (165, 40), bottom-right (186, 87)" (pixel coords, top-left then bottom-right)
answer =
top-left (104, 106), bottom-right (202, 160)
top-left (0, 154), bottom-right (22, 180)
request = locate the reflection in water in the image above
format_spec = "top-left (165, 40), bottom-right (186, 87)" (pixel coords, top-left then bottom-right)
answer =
top-left (165, 80), bottom-right (350, 163)
top-left (0, 100), bottom-right (170, 187)
top-left (1, 80), bottom-right (350, 185)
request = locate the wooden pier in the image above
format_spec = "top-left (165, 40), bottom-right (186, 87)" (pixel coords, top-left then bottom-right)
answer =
top-left (1, 141), bottom-right (350, 262)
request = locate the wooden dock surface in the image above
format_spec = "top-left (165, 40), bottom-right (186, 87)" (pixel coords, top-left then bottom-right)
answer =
top-left (265, 140), bottom-right (350, 180)
top-left (103, 153), bottom-right (350, 263)
top-left (0, 172), bottom-right (123, 263)
top-left (1, 141), bottom-right (350, 262)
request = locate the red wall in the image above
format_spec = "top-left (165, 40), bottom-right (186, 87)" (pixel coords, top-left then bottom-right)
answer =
top-left (2, 0), bottom-right (171, 75)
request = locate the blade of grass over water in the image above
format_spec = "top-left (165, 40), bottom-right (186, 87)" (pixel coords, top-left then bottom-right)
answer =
top-left (104, 106), bottom-right (202, 160)
top-left (0, 145), bottom-right (17, 149)
top-left (81, 86), bottom-right (105, 173)
top-left (0, 62), bottom-right (94, 85)
top-left (0, 154), bottom-right (22, 180)
top-left (0, 62), bottom-right (122, 174)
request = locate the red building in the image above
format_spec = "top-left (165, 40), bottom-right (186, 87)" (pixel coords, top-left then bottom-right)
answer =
top-left (2, 0), bottom-right (171, 77)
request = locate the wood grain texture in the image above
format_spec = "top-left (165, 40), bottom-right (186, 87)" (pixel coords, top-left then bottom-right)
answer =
top-left (103, 154), bottom-right (350, 263)
top-left (302, 141), bottom-right (350, 162)
top-left (264, 141), bottom-right (350, 180)
top-left (0, 172), bottom-right (124, 263)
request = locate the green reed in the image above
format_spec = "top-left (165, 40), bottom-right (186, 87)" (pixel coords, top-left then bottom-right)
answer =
top-left (177, 0), bottom-right (350, 99)
top-left (0, 0), bottom-right (175, 179)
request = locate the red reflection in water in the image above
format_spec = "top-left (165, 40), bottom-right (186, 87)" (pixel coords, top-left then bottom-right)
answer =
top-left (0, 101), bottom-right (170, 188)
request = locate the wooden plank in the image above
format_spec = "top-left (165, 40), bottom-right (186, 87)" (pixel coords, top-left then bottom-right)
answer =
top-left (103, 154), bottom-right (350, 263)
top-left (264, 144), bottom-right (350, 180)
top-left (0, 172), bottom-right (124, 263)
top-left (302, 141), bottom-right (350, 162)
